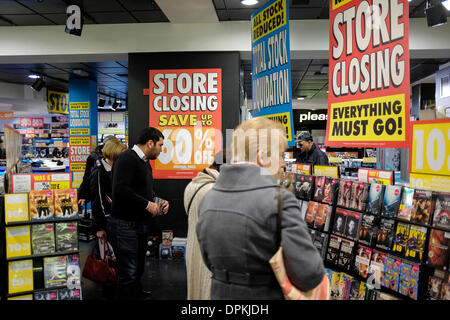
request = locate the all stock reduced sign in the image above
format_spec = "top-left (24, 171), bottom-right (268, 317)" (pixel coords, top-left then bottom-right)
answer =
top-left (251, 0), bottom-right (295, 147)
top-left (326, 0), bottom-right (410, 148)
top-left (144, 69), bottom-right (222, 179)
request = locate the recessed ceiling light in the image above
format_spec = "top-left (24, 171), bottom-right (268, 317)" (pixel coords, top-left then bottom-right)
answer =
top-left (443, 0), bottom-right (450, 10)
top-left (297, 97), bottom-right (305, 100)
top-left (28, 74), bottom-right (40, 79)
top-left (241, 0), bottom-right (259, 6)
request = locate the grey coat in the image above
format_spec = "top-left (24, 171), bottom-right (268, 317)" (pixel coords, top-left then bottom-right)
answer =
top-left (196, 163), bottom-right (325, 300)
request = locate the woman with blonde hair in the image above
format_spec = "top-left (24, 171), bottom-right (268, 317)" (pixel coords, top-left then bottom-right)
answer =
top-left (196, 117), bottom-right (325, 299)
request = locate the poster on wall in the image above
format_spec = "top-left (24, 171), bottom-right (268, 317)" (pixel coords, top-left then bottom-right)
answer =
top-left (68, 137), bottom-right (91, 188)
top-left (47, 90), bottom-right (69, 115)
top-left (98, 112), bottom-right (126, 135)
top-left (326, 0), bottom-right (410, 148)
top-left (144, 69), bottom-right (222, 179)
top-left (250, 0), bottom-right (294, 147)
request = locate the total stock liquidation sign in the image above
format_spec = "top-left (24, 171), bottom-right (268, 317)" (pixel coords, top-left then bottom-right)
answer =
top-left (326, 0), bottom-right (410, 148)
top-left (251, 0), bottom-right (295, 147)
top-left (144, 69), bottom-right (222, 179)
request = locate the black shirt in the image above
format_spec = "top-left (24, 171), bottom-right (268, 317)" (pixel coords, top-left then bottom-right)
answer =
top-left (295, 143), bottom-right (329, 166)
top-left (111, 148), bottom-right (154, 222)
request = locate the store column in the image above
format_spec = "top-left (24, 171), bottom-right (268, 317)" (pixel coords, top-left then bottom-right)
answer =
top-left (68, 78), bottom-right (98, 190)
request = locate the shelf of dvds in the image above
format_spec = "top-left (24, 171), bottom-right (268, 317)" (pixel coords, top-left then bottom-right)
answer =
top-left (280, 171), bottom-right (450, 301)
top-left (1, 188), bottom-right (83, 301)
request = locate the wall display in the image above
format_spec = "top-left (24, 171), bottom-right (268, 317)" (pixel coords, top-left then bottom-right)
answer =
top-left (327, 0), bottom-right (410, 148)
top-left (54, 189), bottom-right (78, 219)
top-left (98, 111), bottom-right (126, 135)
top-left (29, 190), bottom-right (54, 221)
top-left (410, 189), bottom-right (434, 225)
top-left (433, 192), bottom-right (450, 230)
top-left (367, 183), bottom-right (385, 215)
top-left (6, 225), bottom-right (31, 259)
top-left (250, 0), bottom-right (294, 146)
top-left (426, 229), bottom-right (450, 270)
top-left (146, 68), bottom-right (222, 179)
top-left (4, 193), bottom-right (29, 224)
top-left (8, 260), bottom-right (33, 294)
top-left (31, 223), bottom-right (55, 255)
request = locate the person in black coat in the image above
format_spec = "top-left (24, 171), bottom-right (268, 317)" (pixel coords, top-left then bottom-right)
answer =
top-left (294, 131), bottom-right (329, 166)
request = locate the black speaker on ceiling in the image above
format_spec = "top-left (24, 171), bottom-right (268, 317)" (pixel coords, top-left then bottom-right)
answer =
top-left (425, 2), bottom-right (448, 27)
top-left (31, 78), bottom-right (45, 91)
top-left (111, 101), bottom-right (120, 110)
top-left (98, 98), bottom-right (106, 108)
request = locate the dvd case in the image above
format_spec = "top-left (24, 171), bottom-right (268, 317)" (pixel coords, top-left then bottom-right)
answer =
top-left (392, 222), bottom-right (410, 257)
top-left (322, 177), bottom-right (339, 205)
top-left (293, 174), bottom-right (315, 200)
top-left (54, 189), bottom-right (79, 219)
top-left (333, 208), bottom-right (347, 236)
top-left (426, 229), bottom-right (450, 270)
top-left (29, 190), bottom-right (54, 221)
top-left (312, 231), bottom-right (328, 259)
top-left (368, 249), bottom-right (386, 288)
top-left (44, 255), bottom-right (67, 289)
top-left (358, 213), bottom-right (379, 246)
top-left (326, 234), bottom-right (341, 265)
top-left (305, 201), bottom-right (319, 228)
top-left (383, 254), bottom-right (402, 292)
top-left (404, 224), bottom-right (427, 262)
top-left (381, 185), bottom-right (402, 218)
top-left (314, 203), bottom-right (332, 232)
top-left (352, 182), bottom-right (370, 212)
top-left (411, 189), bottom-right (435, 225)
top-left (399, 260), bottom-right (420, 300)
top-left (397, 187), bottom-right (415, 221)
top-left (55, 222), bottom-right (78, 252)
top-left (34, 290), bottom-right (58, 300)
top-left (337, 238), bottom-right (356, 271)
top-left (313, 176), bottom-right (326, 202)
top-left (300, 200), bottom-right (308, 221)
top-left (376, 218), bottom-right (396, 251)
top-left (432, 192), bottom-right (450, 230)
top-left (344, 210), bottom-right (361, 240)
top-left (337, 180), bottom-right (353, 208)
top-left (427, 275), bottom-right (445, 300)
top-left (66, 254), bottom-right (81, 290)
top-left (354, 244), bottom-right (372, 279)
top-left (367, 183), bottom-right (385, 215)
top-left (31, 223), bottom-right (55, 255)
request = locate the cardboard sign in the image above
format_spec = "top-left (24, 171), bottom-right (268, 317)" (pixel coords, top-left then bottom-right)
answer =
top-left (250, 0), bottom-right (294, 146)
top-left (8, 260), bottom-right (33, 294)
top-left (6, 226), bottom-right (31, 259)
top-left (314, 165), bottom-right (340, 179)
top-left (144, 69), bottom-right (222, 179)
top-left (4, 194), bottom-right (29, 224)
top-left (326, 0), bottom-right (410, 148)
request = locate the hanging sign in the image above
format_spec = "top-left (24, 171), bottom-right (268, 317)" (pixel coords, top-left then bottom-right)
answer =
top-left (250, 0), bottom-right (294, 146)
top-left (69, 102), bottom-right (90, 136)
top-left (326, 0), bottom-right (410, 148)
top-left (409, 119), bottom-right (450, 192)
top-left (144, 69), bottom-right (222, 179)
top-left (47, 90), bottom-right (69, 115)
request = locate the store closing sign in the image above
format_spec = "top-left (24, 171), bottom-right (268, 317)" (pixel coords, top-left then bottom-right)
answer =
top-left (251, 0), bottom-right (295, 147)
top-left (409, 119), bottom-right (450, 192)
top-left (144, 69), bottom-right (222, 179)
top-left (47, 90), bottom-right (69, 115)
top-left (326, 0), bottom-right (410, 148)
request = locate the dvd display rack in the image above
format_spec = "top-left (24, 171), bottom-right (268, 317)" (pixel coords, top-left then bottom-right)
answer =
top-left (280, 169), bottom-right (449, 300)
top-left (0, 189), bottom-right (82, 300)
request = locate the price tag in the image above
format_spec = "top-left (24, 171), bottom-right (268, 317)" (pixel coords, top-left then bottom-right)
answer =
top-left (409, 172), bottom-right (450, 193)
top-left (411, 119), bottom-right (450, 176)
top-left (314, 165), bottom-right (339, 179)
top-left (8, 260), bottom-right (33, 294)
top-left (6, 226), bottom-right (31, 259)
top-left (5, 194), bottom-right (29, 224)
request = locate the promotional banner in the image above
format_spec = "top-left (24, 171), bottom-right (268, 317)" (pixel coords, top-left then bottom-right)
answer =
top-left (250, 0), bottom-right (294, 146)
top-left (8, 260), bottom-right (33, 294)
top-left (358, 168), bottom-right (394, 185)
top-left (69, 136), bottom-right (90, 188)
top-left (326, 0), bottom-right (410, 148)
top-left (314, 165), bottom-right (340, 179)
top-left (409, 119), bottom-right (450, 192)
top-left (0, 112), bottom-right (14, 119)
top-left (47, 90), bottom-right (69, 115)
top-left (98, 111), bottom-right (126, 135)
top-left (19, 117), bottom-right (44, 128)
top-left (145, 69), bottom-right (222, 179)
top-left (6, 226), bottom-right (31, 259)
top-left (11, 173), bottom-right (72, 193)
top-left (69, 102), bottom-right (90, 136)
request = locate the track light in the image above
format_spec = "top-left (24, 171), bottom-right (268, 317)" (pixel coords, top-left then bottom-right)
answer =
top-left (241, 0), bottom-right (259, 5)
top-left (31, 77), bottom-right (45, 92)
top-left (425, 1), bottom-right (448, 27)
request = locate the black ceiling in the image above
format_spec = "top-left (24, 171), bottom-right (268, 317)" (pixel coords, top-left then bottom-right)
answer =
top-left (0, 0), bottom-right (449, 105)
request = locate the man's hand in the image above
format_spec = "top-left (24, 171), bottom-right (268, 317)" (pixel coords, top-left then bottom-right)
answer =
top-left (146, 201), bottom-right (159, 217)
top-left (78, 199), bottom-right (85, 206)
top-left (161, 200), bottom-right (169, 214)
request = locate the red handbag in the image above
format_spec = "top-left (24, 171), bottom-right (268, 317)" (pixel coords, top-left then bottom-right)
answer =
top-left (82, 236), bottom-right (117, 286)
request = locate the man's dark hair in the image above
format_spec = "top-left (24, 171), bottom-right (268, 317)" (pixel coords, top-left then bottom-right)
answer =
top-left (137, 127), bottom-right (164, 145)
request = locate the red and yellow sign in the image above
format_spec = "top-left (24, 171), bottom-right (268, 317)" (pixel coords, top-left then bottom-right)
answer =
top-left (314, 165), bottom-right (340, 179)
top-left (69, 136), bottom-right (91, 188)
top-left (358, 168), bottom-right (394, 185)
top-left (144, 69), bottom-right (222, 179)
top-left (0, 112), bottom-right (14, 119)
top-left (11, 173), bottom-right (72, 193)
top-left (326, 0), bottom-right (410, 148)
top-left (409, 119), bottom-right (450, 192)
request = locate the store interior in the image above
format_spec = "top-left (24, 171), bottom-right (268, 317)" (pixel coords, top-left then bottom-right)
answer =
top-left (0, 0), bottom-right (449, 302)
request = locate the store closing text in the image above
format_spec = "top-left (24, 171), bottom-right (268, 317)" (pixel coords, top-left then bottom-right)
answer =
top-left (180, 304), bottom-right (269, 318)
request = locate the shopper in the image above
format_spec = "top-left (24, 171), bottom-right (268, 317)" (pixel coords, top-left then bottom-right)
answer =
top-left (183, 149), bottom-right (226, 300)
top-left (196, 117), bottom-right (325, 300)
top-left (294, 131), bottom-right (329, 166)
top-left (77, 135), bottom-right (117, 208)
top-left (108, 127), bottom-right (169, 300)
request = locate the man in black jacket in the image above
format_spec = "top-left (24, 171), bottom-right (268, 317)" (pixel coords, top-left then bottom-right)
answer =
top-left (294, 131), bottom-right (329, 166)
top-left (108, 127), bottom-right (169, 300)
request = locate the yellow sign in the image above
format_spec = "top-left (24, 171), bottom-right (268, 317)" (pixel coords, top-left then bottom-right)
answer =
top-left (72, 172), bottom-right (84, 189)
top-left (70, 137), bottom-right (90, 145)
top-left (252, 0), bottom-right (287, 43)
top-left (363, 157), bottom-right (377, 164)
top-left (332, 0), bottom-right (354, 10)
top-left (50, 181), bottom-right (71, 190)
top-left (4, 194), bottom-right (29, 224)
top-left (70, 128), bottom-right (90, 136)
top-left (6, 226), bottom-right (31, 259)
top-left (8, 294), bottom-right (33, 300)
top-left (314, 165), bottom-right (340, 179)
top-left (69, 102), bottom-right (89, 109)
top-left (70, 163), bottom-right (86, 172)
top-left (328, 94), bottom-right (407, 143)
top-left (329, 157), bottom-right (343, 164)
top-left (8, 260), bottom-right (33, 294)
top-left (261, 112), bottom-right (293, 143)
top-left (411, 120), bottom-right (450, 177)
top-left (409, 172), bottom-right (450, 193)
top-left (47, 90), bottom-right (69, 114)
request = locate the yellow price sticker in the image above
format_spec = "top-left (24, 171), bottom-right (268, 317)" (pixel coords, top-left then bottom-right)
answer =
top-left (409, 172), bottom-right (450, 193)
top-left (314, 165), bottom-right (340, 179)
top-left (5, 194), bottom-right (29, 224)
top-left (8, 260), bottom-right (33, 294)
